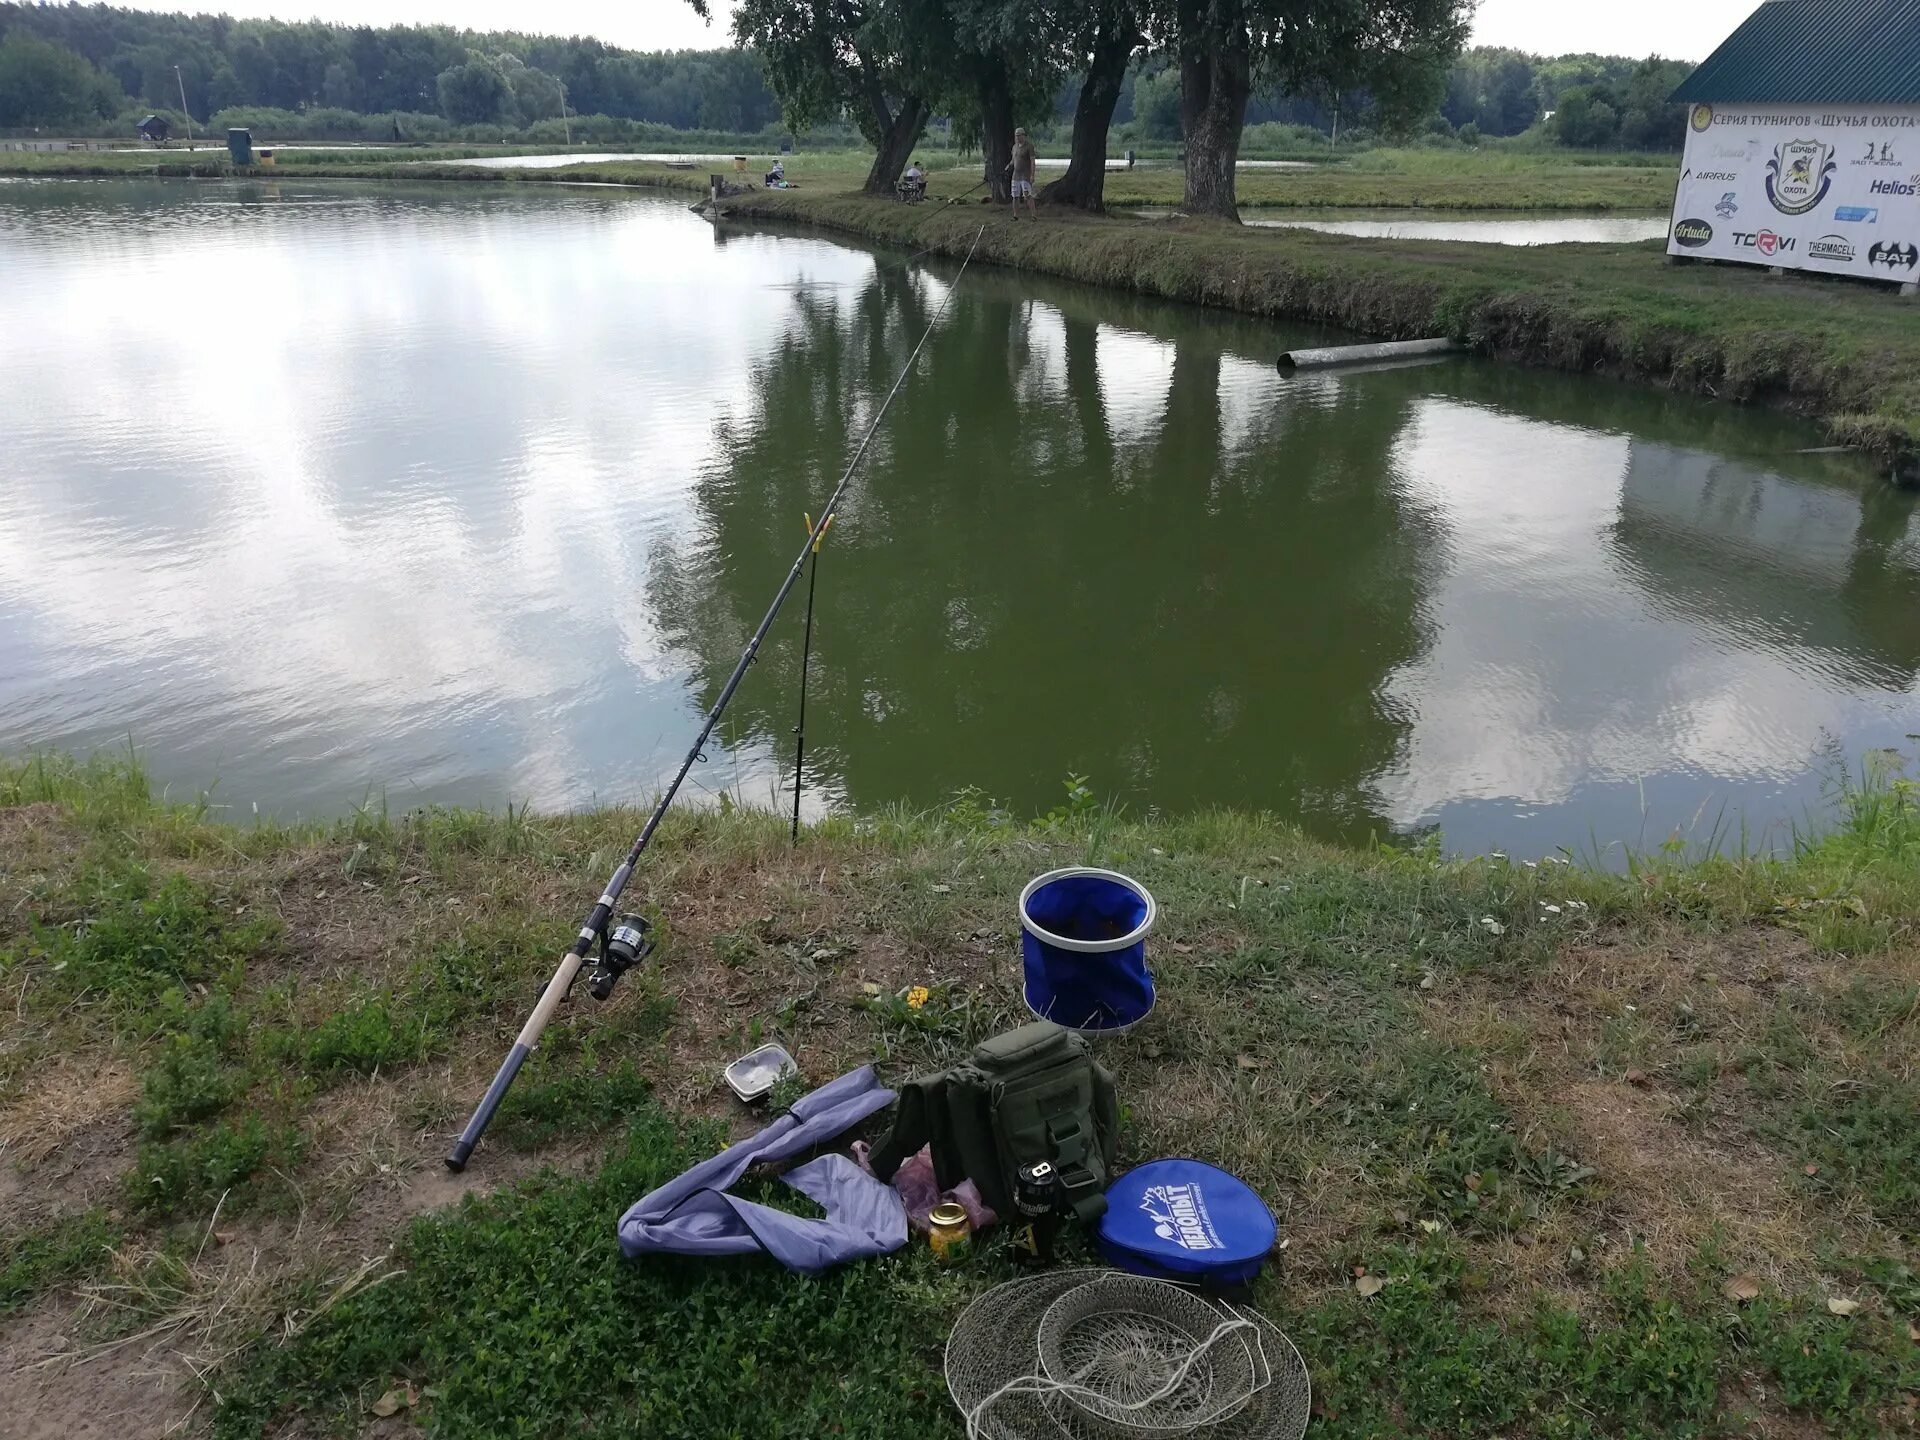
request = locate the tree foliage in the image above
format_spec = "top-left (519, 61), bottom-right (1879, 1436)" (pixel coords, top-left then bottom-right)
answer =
top-left (0, 2), bottom-right (783, 130)
top-left (0, 0), bottom-right (1698, 156)
top-left (0, 28), bottom-right (121, 127)
top-left (435, 56), bottom-right (511, 126)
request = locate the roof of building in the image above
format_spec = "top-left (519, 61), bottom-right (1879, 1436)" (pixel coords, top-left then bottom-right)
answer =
top-left (1671, 0), bottom-right (1920, 104)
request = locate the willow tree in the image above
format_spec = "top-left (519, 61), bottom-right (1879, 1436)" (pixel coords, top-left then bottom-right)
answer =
top-left (696, 0), bottom-right (943, 194)
top-left (1041, 1), bottom-right (1148, 212)
top-left (944, 0), bottom-right (1066, 202)
top-left (1175, 0), bottom-right (1471, 221)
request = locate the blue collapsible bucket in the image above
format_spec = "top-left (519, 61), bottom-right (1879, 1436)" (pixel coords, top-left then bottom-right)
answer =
top-left (1019, 867), bottom-right (1156, 1034)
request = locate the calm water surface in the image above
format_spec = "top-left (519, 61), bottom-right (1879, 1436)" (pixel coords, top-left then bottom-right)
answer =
top-left (2, 178), bottom-right (1915, 857)
top-left (1237, 208), bottom-right (1669, 244)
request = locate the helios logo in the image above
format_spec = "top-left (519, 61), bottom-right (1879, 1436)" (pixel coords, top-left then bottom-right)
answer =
top-left (1807, 234), bottom-right (1856, 263)
top-left (1732, 229), bottom-right (1795, 255)
top-left (1672, 218), bottom-right (1713, 247)
top-left (1140, 1184), bottom-right (1223, 1252)
top-left (1870, 178), bottom-right (1918, 197)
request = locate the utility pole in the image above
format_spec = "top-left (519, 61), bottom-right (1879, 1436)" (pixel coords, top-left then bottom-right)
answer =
top-left (559, 82), bottom-right (572, 145)
top-left (173, 65), bottom-right (195, 150)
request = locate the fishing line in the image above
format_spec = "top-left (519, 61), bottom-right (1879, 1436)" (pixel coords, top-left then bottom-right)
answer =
top-left (446, 223), bottom-right (990, 1171)
top-left (790, 510), bottom-right (831, 841)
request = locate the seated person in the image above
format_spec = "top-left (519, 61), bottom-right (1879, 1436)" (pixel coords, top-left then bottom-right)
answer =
top-left (765, 158), bottom-right (785, 187)
top-left (900, 159), bottom-right (927, 200)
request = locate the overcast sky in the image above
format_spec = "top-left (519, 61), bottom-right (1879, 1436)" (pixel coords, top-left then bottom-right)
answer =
top-left (115, 0), bottom-right (1759, 65)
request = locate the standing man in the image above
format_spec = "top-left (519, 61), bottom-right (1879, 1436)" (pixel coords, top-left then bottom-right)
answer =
top-left (1007, 127), bottom-right (1038, 221)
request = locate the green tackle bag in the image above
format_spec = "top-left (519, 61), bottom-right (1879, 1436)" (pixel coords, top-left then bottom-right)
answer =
top-left (868, 1021), bottom-right (1119, 1223)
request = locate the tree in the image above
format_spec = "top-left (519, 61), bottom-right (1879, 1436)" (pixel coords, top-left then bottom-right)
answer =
top-left (321, 59), bottom-right (360, 110)
top-left (1173, 0), bottom-right (1470, 221)
top-left (436, 56), bottom-right (511, 125)
top-left (1550, 85), bottom-right (1618, 148)
top-left (706, 0), bottom-right (941, 195)
top-left (1132, 64), bottom-right (1182, 138)
top-left (947, 0), bottom-right (1064, 202)
top-left (1174, 0), bottom-right (1253, 220)
top-left (0, 32), bottom-right (121, 128)
top-left (1040, 0), bottom-right (1145, 211)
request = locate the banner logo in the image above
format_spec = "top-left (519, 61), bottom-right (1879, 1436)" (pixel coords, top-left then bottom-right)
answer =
top-left (1807, 235), bottom-right (1855, 264)
top-left (1765, 139), bottom-right (1837, 215)
top-left (1140, 1184), bottom-right (1223, 1251)
top-left (1715, 192), bottom-right (1740, 219)
top-left (1868, 242), bottom-right (1918, 272)
top-left (1690, 104), bottom-right (1714, 133)
top-left (1672, 219), bottom-right (1713, 247)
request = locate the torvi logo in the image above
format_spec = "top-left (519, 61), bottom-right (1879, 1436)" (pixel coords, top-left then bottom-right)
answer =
top-left (1733, 230), bottom-right (1796, 255)
top-left (1690, 104), bottom-right (1714, 132)
top-left (1671, 218), bottom-right (1714, 247)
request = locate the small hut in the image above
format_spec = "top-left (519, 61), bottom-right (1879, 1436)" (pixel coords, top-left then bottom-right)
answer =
top-left (136, 114), bottom-right (172, 145)
top-left (1667, 0), bottom-right (1920, 286)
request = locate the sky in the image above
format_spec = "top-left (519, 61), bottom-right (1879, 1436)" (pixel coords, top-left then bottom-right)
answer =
top-left (110, 0), bottom-right (1762, 65)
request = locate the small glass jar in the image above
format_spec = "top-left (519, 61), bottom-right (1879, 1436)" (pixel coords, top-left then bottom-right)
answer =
top-left (928, 1202), bottom-right (973, 1265)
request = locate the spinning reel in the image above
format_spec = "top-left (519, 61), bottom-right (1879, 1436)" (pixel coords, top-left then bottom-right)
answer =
top-left (585, 913), bottom-right (655, 1002)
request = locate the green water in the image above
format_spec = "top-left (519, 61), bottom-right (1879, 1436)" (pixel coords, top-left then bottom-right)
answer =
top-left (1, 178), bottom-right (1915, 857)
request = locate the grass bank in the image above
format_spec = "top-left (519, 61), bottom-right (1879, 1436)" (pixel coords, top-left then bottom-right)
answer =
top-left (721, 190), bottom-right (1920, 474)
top-left (3, 752), bottom-right (1919, 1436)
top-left (0, 144), bottom-right (1676, 210)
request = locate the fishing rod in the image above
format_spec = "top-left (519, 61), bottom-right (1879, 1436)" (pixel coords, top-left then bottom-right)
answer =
top-left (446, 222), bottom-right (988, 1172)
top-left (887, 176), bottom-right (994, 268)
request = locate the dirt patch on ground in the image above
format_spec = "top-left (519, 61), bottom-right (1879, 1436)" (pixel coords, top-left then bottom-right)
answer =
top-left (1431, 925), bottom-right (1903, 1294)
top-left (0, 1058), bottom-right (138, 1225)
top-left (0, 1294), bottom-right (199, 1440)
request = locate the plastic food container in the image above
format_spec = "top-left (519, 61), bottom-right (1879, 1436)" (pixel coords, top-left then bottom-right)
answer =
top-left (723, 1043), bottom-right (798, 1102)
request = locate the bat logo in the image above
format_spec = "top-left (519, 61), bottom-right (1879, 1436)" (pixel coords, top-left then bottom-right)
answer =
top-left (1868, 242), bottom-right (1918, 271)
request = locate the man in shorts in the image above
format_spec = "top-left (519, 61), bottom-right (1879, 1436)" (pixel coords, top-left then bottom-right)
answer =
top-left (1007, 127), bottom-right (1037, 220)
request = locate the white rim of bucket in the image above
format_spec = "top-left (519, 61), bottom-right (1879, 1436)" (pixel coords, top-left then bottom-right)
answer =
top-left (1024, 980), bottom-right (1155, 1037)
top-left (1018, 867), bottom-right (1157, 954)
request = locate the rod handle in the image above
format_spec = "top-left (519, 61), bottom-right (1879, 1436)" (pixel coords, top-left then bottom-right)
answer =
top-left (444, 1041), bottom-right (530, 1171)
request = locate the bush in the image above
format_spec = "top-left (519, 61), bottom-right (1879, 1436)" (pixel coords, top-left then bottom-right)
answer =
top-left (131, 1117), bottom-right (302, 1217)
top-left (136, 1031), bottom-right (244, 1136)
top-left (302, 993), bottom-right (435, 1074)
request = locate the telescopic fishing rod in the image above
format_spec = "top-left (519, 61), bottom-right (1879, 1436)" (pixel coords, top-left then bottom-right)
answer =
top-left (446, 223), bottom-right (988, 1171)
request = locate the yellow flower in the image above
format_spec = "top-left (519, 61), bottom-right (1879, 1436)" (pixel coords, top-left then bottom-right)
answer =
top-left (906, 986), bottom-right (930, 1010)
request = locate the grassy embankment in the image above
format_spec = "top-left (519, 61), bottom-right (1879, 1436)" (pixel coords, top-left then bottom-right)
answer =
top-left (720, 187), bottom-right (1919, 473)
top-left (3, 752), bottom-right (1919, 1436)
top-left (0, 143), bottom-right (1678, 210)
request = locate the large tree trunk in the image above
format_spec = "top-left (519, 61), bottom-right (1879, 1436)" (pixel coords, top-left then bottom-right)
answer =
top-left (862, 93), bottom-right (929, 196)
top-left (1041, 16), bottom-right (1140, 212)
top-left (977, 61), bottom-right (1016, 203)
top-left (1178, 24), bottom-right (1250, 220)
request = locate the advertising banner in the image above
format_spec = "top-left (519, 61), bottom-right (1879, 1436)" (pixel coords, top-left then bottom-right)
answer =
top-left (1668, 102), bottom-right (1920, 281)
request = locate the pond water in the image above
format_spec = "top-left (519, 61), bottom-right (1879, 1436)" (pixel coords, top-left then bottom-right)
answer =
top-left (1236, 209), bottom-right (1669, 245)
top-left (2, 178), bottom-right (1915, 858)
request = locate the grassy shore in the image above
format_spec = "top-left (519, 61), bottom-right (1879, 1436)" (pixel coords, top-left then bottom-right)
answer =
top-left (718, 189), bottom-right (1919, 473)
top-left (0, 144), bottom-right (1677, 210)
top-left (3, 752), bottom-right (1919, 1436)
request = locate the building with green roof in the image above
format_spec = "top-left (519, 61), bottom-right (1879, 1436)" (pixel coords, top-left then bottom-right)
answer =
top-left (1666, 0), bottom-right (1920, 288)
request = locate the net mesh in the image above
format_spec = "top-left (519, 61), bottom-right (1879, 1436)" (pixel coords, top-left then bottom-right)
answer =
top-left (944, 1271), bottom-right (1311, 1440)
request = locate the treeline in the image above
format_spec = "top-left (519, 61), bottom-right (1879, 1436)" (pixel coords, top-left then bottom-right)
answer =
top-left (1102, 48), bottom-right (1691, 151)
top-left (0, 2), bottom-right (780, 129)
top-left (0, 2), bottom-right (1692, 164)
